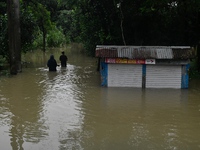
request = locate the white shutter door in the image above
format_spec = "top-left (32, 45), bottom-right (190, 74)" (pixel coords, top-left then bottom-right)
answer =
top-left (108, 64), bottom-right (142, 87)
top-left (146, 65), bottom-right (182, 88)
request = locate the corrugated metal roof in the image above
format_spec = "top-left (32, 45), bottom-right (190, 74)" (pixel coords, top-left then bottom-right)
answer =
top-left (95, 45), bottom-right (194, 59)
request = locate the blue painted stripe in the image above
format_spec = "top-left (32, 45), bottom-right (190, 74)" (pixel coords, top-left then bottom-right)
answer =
top-left (181, 64), bottom-right (190, 89)
top-left (142, 64), bottom-right (146, 75)
top-left (100, 62), bottom-right (108, 86)
top-left (142, 64), bottom-right (146, 88)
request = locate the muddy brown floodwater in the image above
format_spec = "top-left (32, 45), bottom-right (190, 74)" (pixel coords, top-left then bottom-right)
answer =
top-left (0, 46), bottom-right (200, 150)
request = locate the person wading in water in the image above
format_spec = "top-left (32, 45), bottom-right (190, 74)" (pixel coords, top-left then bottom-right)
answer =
top-left (47, 55), bottom-right (58, 71)
top-left (59, 51), bottom-right (68, 67)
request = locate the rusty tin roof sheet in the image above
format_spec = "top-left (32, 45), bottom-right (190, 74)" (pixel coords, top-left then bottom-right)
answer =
top-left (95, 45), bottom-right (194, 59)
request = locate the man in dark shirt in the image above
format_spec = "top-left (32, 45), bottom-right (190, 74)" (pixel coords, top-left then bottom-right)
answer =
top-left (59, 51), bottom-right (68, 67)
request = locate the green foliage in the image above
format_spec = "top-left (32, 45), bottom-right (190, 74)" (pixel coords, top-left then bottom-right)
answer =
top-left (0, 55), bottom-right (9, 76)
top-left (189, 59), bottom-right (200, 79)
top-left (20, 0), bottom-right (69, 52)
top-left (0, 70), bottom-right (9, 76)
top-left (56, 10), bottom-right (73, 39)
top-left (20, 2), bottom-right (38, 53)
top-left (0, 1), bottom-right (8, 59)
top-left (47, 26), bottom-right (66, 47)
top-left (0, 14), bottom-right (8, 59)
top-left (67, 0), bottom-right (121, 55)
top-left (0, 55), bottom-right (7, 67)
top-left (71, 0), bottom-right (200, 56)
top-left (32, 32), bottom-right (43, 49)
top-left (33, 26), bottom-right (66, 48)
top-left (0, 1), bottom-right (6, 14)
top-left (2, 0), bottom-right (200, 62)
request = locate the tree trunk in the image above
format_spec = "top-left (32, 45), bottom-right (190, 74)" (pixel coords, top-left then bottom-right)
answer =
top-left (7, 0), bottom-right (21, 75)
top-left (197, 45), bottom-right (200, 72)
top-left (41, 24), bottom-right (46, 52)
top-left (119, 3), bottom-right (126, 46)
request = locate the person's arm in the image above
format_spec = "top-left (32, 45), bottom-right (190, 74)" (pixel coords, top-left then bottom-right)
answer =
top-left (47, 60), bottom-right (49, 67)
top-left (55, 60), bottom-right (59, 66)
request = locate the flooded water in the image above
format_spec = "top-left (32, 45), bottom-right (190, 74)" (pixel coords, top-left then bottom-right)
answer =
top-left (0, 46), bottom-right (200, 150)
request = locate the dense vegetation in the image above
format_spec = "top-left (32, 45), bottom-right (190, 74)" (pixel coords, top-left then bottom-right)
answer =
top-left (1, 0), bottom-right (200, 74)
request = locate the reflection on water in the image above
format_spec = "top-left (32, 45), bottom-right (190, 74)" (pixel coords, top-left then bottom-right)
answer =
top-left (0, 47), bottom-right (200, 149)
top-left (80, 87), bottom-right (200, 150)
top-left (0, 68), bottom-right (48, 150)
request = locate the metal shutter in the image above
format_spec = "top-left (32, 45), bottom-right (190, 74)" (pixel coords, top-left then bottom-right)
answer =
top-left (146, 65), bottom-right (182, 88)
top-left (108, 64), bottom-right (142, 87)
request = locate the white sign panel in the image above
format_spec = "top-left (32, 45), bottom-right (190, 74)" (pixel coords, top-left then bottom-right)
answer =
top-left (145, 59), bottom-right (156, 64)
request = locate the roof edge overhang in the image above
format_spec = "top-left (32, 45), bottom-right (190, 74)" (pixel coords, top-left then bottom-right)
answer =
top-left (95, 45), bottom-right (195, 59)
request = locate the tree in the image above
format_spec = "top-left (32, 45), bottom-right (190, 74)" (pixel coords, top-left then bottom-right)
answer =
top-left (2, 0), bottom-right (200, 72)
top-left (0, 4), bottom-right (8, 59)
top-left (32, 2), bottom-right (52, 52)
top-left (7, 0), bottom-right (21, 75)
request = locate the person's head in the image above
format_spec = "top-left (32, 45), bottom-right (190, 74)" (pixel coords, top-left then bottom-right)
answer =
top-left (62, 51), bottom-right (65, 55)
top-left (50, 55), bottom-right (54, 59)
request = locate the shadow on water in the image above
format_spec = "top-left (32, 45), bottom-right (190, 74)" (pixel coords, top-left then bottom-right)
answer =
top-left (0, 45), bottom-right (200, 149)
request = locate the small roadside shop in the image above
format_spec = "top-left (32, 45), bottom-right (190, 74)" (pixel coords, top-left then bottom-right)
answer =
top-left (95, 45), bottom-right (194, 89)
